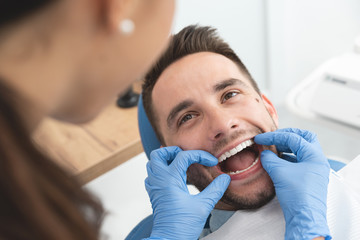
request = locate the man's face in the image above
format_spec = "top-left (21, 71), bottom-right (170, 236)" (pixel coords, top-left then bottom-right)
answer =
top-left (152, 52), bottom-right (279, 210)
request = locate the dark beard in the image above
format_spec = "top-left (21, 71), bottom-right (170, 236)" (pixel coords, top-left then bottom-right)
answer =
top-left (186, 166), bottom-right (275, 210)
top-left (220, 178), bottom-right (275, 210)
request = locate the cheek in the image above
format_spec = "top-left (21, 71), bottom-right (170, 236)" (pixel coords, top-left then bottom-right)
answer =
top-left (168, 133), bottom-right (203, 150)
top-left (247, 99), bottom-right (277, 131)
top-left (166, 124), bottom-right (216, 154)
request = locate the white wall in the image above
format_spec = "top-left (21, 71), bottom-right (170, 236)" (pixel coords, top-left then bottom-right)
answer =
top-left (173, 0), bottom-right (268, 90)
top-left (266, 0), bottom-right (360, 104)
top-left (173, 1), bottom-right (360, 104)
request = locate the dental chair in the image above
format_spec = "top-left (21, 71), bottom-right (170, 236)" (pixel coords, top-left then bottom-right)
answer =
top-left (125, 96), bottom-right (346, 240)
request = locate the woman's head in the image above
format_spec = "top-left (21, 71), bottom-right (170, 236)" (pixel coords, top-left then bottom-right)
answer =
top-left (0, 1), bottom-right (175, 239)
top-left (0, 0), bottom-right (175, 124)
top-left (51, 0), bottom-right (176, 123)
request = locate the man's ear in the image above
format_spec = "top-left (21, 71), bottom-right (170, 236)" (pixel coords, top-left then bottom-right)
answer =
top-left (261, 94), bottom-right (279, 127)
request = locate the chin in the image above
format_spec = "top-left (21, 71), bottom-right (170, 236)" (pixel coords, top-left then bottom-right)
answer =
top-left (220, 186), bottom-right (275, 210)
top-left (218, 172), bottom-right (275, 210)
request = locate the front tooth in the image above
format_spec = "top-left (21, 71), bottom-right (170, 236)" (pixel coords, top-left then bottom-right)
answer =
top-left (219, 139), bottom-right (255, 163)
top-left (229, 148), bottom-right (237, 156)
top-left (235, 145), bottom-right (243, 152)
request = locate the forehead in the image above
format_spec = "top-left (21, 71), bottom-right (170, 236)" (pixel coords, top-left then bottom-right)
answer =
top-left (157, 52), bottom-right (249, 89)
top-left (153, 52), bottom-right (251, 104)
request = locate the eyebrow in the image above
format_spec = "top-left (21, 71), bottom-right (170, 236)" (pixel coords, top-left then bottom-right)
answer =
top-left (213, 78), bottom-right (248, 93)
top-left (166, 78), bottom-right (248, 128)
top-left (167, 100), bottom-right (193, 128)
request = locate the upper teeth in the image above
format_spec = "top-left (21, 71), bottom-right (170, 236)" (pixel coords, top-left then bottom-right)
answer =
top-left (218, 139), bottom-right (254, 163)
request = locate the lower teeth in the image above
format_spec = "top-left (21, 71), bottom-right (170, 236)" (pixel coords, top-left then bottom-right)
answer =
top-left (228, 157), bottom-right (259, 175)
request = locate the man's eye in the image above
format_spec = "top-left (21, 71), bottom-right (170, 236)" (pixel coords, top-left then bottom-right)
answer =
top-left (222, 91), bottom-right (239, 103)
top-left (179, 114), bottom-right (195, 126)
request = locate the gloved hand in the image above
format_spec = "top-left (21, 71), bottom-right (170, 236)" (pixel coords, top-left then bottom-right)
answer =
top-left (144, 146), bottom-right (230, 240)
top-left (254, 128), bottom-right (331, 240)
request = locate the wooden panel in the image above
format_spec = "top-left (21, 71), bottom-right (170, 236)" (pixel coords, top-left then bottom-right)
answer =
top-left (33, 119), bottom-right (110, 172)
top-left (82, 104), bottom-right (141, 152)
top-left (33, 102), bottom-right (143, 184)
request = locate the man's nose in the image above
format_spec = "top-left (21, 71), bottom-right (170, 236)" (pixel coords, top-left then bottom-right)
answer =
top-left (207, 110), bottom-right (239, 141)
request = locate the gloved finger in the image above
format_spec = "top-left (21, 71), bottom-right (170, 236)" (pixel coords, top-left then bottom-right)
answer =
top-left (275, 128), bottom-right (318, 144)
top-left (281, 153), bottom-right (297, 163)
top-left (255, 132), bottom-right (292, 153)
top-left (144, 178), bottom-right (163, 207)
top-left (146, 161), bottom-right (153, 176)
top-left (255, 132), bottom-right (312, 161)
top-left (277, 128), bottom-right (323, 153)
top-left (149, 146), bottom-right (183, 173)
top-left (255, 129), bottom-right (319, 154)
top-left (260, 150), bottom-right (291, 179)
top-left (145, 161), bottom-right (166, 187)
top-left (144, 177), bottom-right (151, 192)
top-left (144, 177), bottom-right (158, 196)
top-left (197, 174), bottom-right (230, 207)
top-left (170, 150), bottom-right (218, 177)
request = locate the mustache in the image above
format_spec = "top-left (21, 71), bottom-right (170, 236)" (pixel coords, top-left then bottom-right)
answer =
top-left (211, 128), bottom-right (264, 155)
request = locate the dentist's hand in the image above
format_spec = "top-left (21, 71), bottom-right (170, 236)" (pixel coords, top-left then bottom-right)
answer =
top-left (255, 128), bottom-right (331, 240)
top-left (145, 146), bottom-right (230, 240)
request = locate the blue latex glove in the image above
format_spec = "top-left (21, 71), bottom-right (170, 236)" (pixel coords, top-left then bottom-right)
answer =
top-left (254, 128), bottom-right (331, 240)
top-left (144, 146), bottom-right (230, 240)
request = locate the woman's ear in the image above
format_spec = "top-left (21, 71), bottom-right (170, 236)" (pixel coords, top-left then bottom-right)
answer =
top-left (261, 94), bottom-right (279, 127)
top-left (96, 0), bottom-right (134, 33)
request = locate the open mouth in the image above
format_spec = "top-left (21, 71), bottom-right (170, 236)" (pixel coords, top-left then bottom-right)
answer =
top-left (217, 139), bottom-right (260, 176)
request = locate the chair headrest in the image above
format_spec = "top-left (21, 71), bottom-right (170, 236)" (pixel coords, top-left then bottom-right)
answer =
top-left (137, 95), bottom-right (161, 160)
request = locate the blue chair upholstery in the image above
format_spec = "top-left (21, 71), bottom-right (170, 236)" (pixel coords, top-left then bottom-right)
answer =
top-left (328, 159), bottom-right (346, 171)
top-left (129, 95), bottom-right (346, 240)
top-left (138, 95), bottom-right (161, 159)
top-left (125, 215), bottom-right (153, 240)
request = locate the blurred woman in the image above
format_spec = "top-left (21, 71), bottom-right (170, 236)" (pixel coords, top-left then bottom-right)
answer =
top-left (0, 1), bottom-right (174, 239)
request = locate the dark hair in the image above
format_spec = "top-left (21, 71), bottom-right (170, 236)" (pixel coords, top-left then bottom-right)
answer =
top-left (0, 80), bottom-right (104, 240)
top-left (142, 25), bottom-right (260, 145)
top-left (0, 1), bottom-right (56, 29)
top-left (0, 2), bottom-right (104, 239)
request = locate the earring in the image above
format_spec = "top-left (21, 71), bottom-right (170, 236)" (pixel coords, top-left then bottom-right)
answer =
top-left (119, 19), bottom-right (135, 36)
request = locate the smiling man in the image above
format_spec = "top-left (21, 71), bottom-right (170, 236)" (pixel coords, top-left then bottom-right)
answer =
top-left (124, 25), bottom-right (335, 240)
top-left (142, 26), bottom-right (279, 212)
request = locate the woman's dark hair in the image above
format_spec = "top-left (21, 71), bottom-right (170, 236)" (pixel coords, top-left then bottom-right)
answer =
top-left (0, 79), bottom-right (104, 239)
top-left (0, 2), bottom-right (104, 239)
top-left (0, 1), bottom-right (57, 28)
